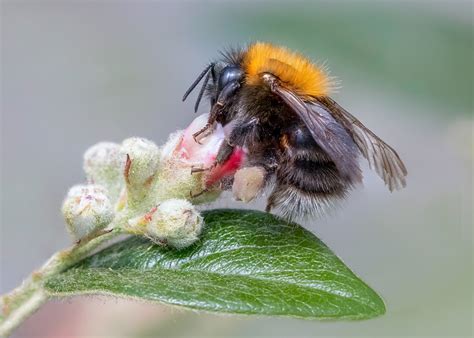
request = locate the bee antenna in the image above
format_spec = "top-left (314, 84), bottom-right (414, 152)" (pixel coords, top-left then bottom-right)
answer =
top-left (182, 63), bottom-right (215, 102)
top-left (193, 67), bottom-right (212, 113)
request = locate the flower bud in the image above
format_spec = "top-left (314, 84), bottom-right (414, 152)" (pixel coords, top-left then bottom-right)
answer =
top-left (178, 113), bottom-right (226, 167)
top-left (121, 137), bottom-right (160, 186)
top-left (121, 137), bottom-right (160, 205)
top-left (127, 199), bottom-right (203, 249)
top-left (83, 142), bottom-right (125, 203)
top-left (61, 184), bottom-right (114, 240)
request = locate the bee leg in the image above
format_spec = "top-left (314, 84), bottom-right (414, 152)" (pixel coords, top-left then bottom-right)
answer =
top-left (265, 201), bottom-right (274, 213)
top-left (214, 115), bottom-right (255, 166)
top-left (265, 181), bottom-right (283, 213)
top-left (189, 188), bottom-right (209, 199)
top-left (190, 165), bottom-right (210, 174)
top-left (216, 81), bottom-right (241, 106)
top-left (193, 122), bottom-right (213, 144)
top-left (215, 141), bottom-right (235, 164)
top-left (210, 81), bottom-right (241, 122)
top-left (194, 81), bottom-right (241, 145)
top-left (193, 104), bottom-right (224, 144)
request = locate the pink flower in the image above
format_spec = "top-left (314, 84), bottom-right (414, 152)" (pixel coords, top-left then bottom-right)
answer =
top-left (161, 113), bottom-right (245, 190)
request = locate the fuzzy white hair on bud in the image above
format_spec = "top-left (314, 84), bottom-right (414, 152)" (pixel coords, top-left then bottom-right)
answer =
top-left (65, 115), bottom-right (244, 247)
top-left (159, 130), bottom-right (184, 163)
top-left (61, 184), bottom-right (114, 241)
top-left (121, 137), bottom-right (160, 186)
top-left (120, 137), bottom-right (161, 206)
top-left (83, 142), bottom-right (125, 203)
top-left (127, 199), bottom-right (203, 249)
top-left (148, 199), bottom-right (204, 249)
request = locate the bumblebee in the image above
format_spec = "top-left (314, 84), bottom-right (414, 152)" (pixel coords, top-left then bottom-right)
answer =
top-left (183, 42), bottom-right (407, 219)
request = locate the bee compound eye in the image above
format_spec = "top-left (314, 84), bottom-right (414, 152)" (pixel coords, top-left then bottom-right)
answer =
top-left (218, 66), bottom-right (244, 91)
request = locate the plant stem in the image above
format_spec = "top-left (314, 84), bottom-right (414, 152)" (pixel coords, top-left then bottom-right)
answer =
top-left (0, 289), bottom-right (46, 338)
top-left (0, 228), bottom-right (122, 337)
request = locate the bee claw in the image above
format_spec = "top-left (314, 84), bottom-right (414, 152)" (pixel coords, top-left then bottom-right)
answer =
top-left (189, 189), bottom-right (208, 198)
top-left (190, 166), bottom-right (211, 174)
top-left (192, 134), bottom-right (203, 145)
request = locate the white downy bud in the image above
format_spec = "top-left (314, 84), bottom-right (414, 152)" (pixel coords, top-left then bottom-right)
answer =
top-left (61, 184), bottom-right (114, 240)
top-left (127, 199), bottom-right (203, 249)
top-left (157, 130), bottom-right (212, 202)
top-left (83, 142), bottom-right (125, 203)
top-left (121, 137), bottom-right (160, 186)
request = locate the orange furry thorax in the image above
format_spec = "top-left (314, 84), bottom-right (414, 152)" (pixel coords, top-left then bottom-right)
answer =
top-left (242, 42), bottom-right (333, 98)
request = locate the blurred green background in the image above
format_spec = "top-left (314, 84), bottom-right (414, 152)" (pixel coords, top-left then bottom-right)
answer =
top-left (1, 1), bottom-right (472, 337)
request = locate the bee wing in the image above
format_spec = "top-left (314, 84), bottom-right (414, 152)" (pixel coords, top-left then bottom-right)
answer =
top-left (317, 96), bottom-right (407, 191)
top-left (269, 82), bottom-right (362, 184)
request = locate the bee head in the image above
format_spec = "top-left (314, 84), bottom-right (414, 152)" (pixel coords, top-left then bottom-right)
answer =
top-left (183, 62), bottom-right (244, 114)
top-left (217, 65), bottom-right (244, 92)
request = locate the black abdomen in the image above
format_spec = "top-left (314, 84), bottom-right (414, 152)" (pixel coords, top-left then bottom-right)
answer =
top-left (232, 86), bottom-right (358, 219)
top-left (266, 124), bottom-right (355, 219)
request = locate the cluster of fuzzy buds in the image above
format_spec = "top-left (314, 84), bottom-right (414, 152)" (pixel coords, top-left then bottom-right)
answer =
top-left (61, 114), bottom-right (250, 249)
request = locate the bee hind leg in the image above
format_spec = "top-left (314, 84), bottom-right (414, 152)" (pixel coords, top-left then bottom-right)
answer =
top-left (265, 202), bottom-right (274, 213)
top-left (265, 189), bottom-right (278, 213)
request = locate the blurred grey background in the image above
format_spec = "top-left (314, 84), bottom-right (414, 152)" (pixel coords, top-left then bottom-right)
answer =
top-left (1, 0), bottom-right (472, 337)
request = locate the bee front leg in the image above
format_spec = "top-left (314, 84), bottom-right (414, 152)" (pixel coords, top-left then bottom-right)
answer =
top-left (193, 121), bottom-right (214, 144)
top-left (215, 141), bottom-right (235, 165)
top-left (214, 115), bottom-right (256, 166)
top-left (189, 188), bottom-right (209, 199)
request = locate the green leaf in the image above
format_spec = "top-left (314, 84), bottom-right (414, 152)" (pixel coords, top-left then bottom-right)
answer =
top-left (45, 209), bottom-right (385, 319)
